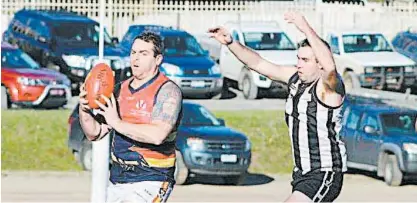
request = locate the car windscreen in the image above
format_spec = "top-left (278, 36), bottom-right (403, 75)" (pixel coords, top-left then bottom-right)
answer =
top-left (181, 105), bottom-right (220, 126)
top-left (1, 49), bottom-right (40, 69)
top-left (342, 34), bottom-right (394, 53)
top-left (52, 22), bottom-right (112, 46)
top-left (163, 35), bottom-right (206, 57)
top-left (243, 32), bottom-right (296, 51)
top-left (381, 112), bottom-right (417, 135)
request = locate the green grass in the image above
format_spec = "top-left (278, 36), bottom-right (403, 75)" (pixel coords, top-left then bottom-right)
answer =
top-left (215, 111), bottom-right (293, 174)
top-left (1, 109), bottom-right (82, 171)
top-left (1, 109), bottom-right (292, 174)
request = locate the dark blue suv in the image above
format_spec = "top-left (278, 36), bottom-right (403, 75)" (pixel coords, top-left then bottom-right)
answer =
top-left (340, 95), bottom-right (417, 186)
top-left (3, 9), bottom-right (131, 94)
top-left (392, 28), bottom-right (417, 63)
top-left (120, 25), bottom-right (224, 99)
top-left (67, 101), bottom-right (251, 185)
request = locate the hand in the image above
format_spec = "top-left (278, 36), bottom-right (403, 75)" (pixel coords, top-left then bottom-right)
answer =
top-left (207, 26), bottom-right (233, 45)
top-left (94, 94), bottom-right (121, 128)
top-left (79, 83), bottom-right (90, 112)
top-left (284, 11), bottom-right (311, 34)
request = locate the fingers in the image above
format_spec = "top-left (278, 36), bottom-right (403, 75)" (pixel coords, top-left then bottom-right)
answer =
top-left (95, 99), bottom-right (107, 110)
top-left (110, 94), bottom-right (116, 107)
top-left (101, 95), bottom-right (112, 108)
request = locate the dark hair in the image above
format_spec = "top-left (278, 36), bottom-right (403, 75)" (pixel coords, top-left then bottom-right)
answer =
top-left (133, 31), bottom-right (164, 57)
top-left (297, 38), bottom-right (331, 50)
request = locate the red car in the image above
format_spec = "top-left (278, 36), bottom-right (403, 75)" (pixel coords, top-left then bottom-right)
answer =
top-left (1, 42), bottom-right (71, 109)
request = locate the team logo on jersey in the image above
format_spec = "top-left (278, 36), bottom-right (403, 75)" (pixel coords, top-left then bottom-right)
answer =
top-left (136, 100), bottom-right (147, 110)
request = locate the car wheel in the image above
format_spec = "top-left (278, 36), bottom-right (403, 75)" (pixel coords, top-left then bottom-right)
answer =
top-left (223, 172), bottom-right (246, 186)
top-left (384, 155), bottom-right (403, 186)
top-left (174, 150), bottom-right (189, 185)
top-left (80, 139), bottom-right (92, 171)
top-left (1, 86), bottom-right (10, 109)
top-left (242, 73), bottom-right (258, 100)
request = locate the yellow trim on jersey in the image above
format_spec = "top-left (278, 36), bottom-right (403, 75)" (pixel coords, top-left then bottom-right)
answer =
top-left (144, 157), bottom-right (176, 168)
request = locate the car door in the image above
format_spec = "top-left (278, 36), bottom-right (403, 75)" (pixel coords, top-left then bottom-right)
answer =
top-left (354, 113), bottom-right (382, 166)
top-left (221, 29), bottom-right (243, 81)
top-left (342, 107), bottom-right (362, 163)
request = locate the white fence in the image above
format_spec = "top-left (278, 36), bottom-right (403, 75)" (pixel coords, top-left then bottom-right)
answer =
top-left (1, 0), bottom-right (417, 42)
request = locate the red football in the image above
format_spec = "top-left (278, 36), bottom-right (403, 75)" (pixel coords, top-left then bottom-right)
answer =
top-left (84, 63), bottom-right (115, 109)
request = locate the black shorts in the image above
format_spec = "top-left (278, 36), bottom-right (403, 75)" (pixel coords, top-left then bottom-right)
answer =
top-left (291, 170), bottom-right (344, 202)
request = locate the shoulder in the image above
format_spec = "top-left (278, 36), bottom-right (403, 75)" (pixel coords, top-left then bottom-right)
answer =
top-left (155, 81), bottom-right (183, 102)
top-left (159, 81), bottom-right (182, 95)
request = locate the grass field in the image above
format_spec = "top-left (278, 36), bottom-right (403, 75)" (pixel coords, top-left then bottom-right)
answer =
top-left (1, 109), bottom-right (293, 174)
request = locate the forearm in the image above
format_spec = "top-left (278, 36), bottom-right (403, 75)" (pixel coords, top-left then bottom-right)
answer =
top-left (304, 28), bottom-right (336, 73)
top-left (227, 41), bottom-right (263, 70)
top-left (112, 121), bottom-right (168, 145)
top-left (79, 108), bottom-right (101, 140)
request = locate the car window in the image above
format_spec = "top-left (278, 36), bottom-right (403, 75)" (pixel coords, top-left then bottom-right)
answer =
top-left (163, 35), bottom-right (205, 57)
top-left (346, 109), bottom-right (361, 130)
top-left (181, 104), bottom-right (220, 126)
top-left (121, 28), bottom-right (138, 49)
top-left (405, 41), bottom-right (417, 54)
top-left (342, 34), bottom-right (393, 53)
top-left (1, 49), bottom-right (40, 69)
top-left (381, 113), bottom-right (417, 135)
top-left (330, 36), bottom-right (340, 54)
top-left (52, 22), bottom-right (112, 46)
top-left (243, 32), bottom-right (296, 51)
top-left (360, 114), bottom-right (379, 131)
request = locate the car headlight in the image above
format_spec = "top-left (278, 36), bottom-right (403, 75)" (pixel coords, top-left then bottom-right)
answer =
top-left (210, 64), bottom-right (221, 74)
top-left (404, 65), bottom-right (415, 73)
top-left (62, 55), bottom-right (86, 68)
top-left (123, 56), bottom-right (130, 68)
top-left (17, 77), bottom-right (44, 86)
top-left (364, 66), bottom-right (374, 74)
top-left (403, 143), bottom-right (417, 153)
top-left (245, 139), bottom-right (251, 151)
top-left (161, 63), bottom-right (183, 75)
top-left (187, 137), bottom-right (205, 151)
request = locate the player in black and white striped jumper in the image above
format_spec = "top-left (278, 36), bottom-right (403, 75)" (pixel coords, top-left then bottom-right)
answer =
top-left (208, 11), bottom-right (347, 202)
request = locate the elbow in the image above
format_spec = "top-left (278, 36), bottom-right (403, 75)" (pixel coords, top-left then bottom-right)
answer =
top-left (152, 133), bottom-right (169, 145)
top-left (152, 137), bottom-right (165, 145)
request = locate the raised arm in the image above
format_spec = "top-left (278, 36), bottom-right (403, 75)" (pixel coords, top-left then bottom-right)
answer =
top-left (208, 27), bottom-right (297, 83)
top-left (284, 12), bottom-right (341, 93)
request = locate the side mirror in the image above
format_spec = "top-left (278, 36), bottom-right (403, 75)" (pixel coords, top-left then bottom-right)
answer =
top-left (111, 37), bottom-right (119, 45)
top-left (364, 125), bottom-right (377, 134)
top-left (218, 118), bottom-right (225, 126)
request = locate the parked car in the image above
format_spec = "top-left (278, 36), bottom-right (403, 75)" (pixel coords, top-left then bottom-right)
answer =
top-left (203, 21), bottom-right (297, 99)
top-left (2, 9), bottom-right (131, 94)
top-left (119, 25), bottom-right (223, 99)
top-left (68, 101), bottom-right (251, 185)
top-left (340, 95), bottom-right (417, 186)
top-left (392, 27), bottom-right (417, 63)
top-left (1, 42), bottom-right (71, 109)
top-left (325, 30), bottom-right (417, 93)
